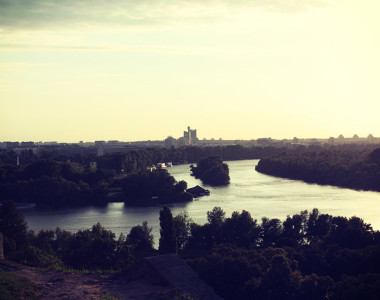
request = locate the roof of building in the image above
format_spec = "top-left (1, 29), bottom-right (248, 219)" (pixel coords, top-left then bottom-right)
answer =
top-left (127, 254), bottom-right (222, 300)
top-left (186, 185), bottom-right (209, 195)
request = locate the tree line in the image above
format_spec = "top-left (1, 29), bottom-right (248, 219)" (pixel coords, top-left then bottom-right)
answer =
top-left (1, 144), bottom-right (380, 207)
top-left (0, 145), bottom-right (272, 208)
top-left (0, 145), bottom-right (283, 207)
top-left (1, 201), bottom-right (380, 299)
top-left (256, 148), bottom-right (380, 192)
top-left (0, 145), bottom-right (285, 167)
top-left (0, 159), bottom-right (193, 207)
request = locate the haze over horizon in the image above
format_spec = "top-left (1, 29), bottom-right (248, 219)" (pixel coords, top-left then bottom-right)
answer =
top-left (1, 0), bottom-right (380, 142)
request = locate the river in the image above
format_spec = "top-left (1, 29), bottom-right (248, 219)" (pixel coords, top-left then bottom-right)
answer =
top-left (20, 159), bottom-right (380, 243)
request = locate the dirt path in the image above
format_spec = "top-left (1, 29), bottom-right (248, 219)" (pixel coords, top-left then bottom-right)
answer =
top-left (0, 259), bottom-right (175, 300)
top-left (0, 260), bottom-right (116, 299)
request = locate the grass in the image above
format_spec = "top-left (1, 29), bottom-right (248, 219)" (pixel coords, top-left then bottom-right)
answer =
top-left (0, 269), bottom-right (40, 300)
top-left (98, 291), bottom-right (120, 300)
top-left (49, 264), bottom-right (118, 275)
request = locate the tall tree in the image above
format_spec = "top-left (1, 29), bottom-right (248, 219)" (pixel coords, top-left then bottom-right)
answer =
top-left (173, 212), bottom-right (193, 250)
top-left (159, 206), bottom-right (177, 254)
top-left (126, 221), bottom-right (154, 252)
top-left (0, 200), bottom-right (28, 256)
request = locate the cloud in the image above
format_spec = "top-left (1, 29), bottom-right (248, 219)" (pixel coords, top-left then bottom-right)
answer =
top-left (0, 0), bottom-right (328, 31)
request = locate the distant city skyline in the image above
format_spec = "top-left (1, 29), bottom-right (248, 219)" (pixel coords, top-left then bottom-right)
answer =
top-left (1, 0), bottom-right (380, 142)
top-left (1, 130), bottom-right (379, 145)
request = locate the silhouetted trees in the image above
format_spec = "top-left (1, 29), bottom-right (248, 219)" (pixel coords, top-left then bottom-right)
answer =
top-left (3, 144), bottom-right (379, 207)
top-left (0, 159), bottom-right (111, 208)
top-left (173, 212), bottom-right (193, 251)
top-left (190, 156), bottom-right (230, 186)
top-left (256, 148), bottom-right (380, 192)
top-left (0, 200), bottom-right (28, 256)
top-left (1, 202), bottom-right (380, 299)
top-left (121, 170), bottom-right (192, 204)
top-left (185, 207), bottom-right (379, 300)
top-left (159, 207), bottom-right (177, 254)
top-left (126, 221), bottom-right (155, 257)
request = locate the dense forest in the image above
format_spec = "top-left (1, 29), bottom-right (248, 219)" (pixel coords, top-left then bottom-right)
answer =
top-left (121, 170), bottom-right (192, 204)
top-left (1, 201), bottom-right (379, 300)
top-left (0, 145), bottom-right (287, 167)
top-left (0, 145), bottom-right (285, 208)
top-left (190, 156), bottom-right (230, 186)
top-left (1, 144), bottom-right (380, 207)
top-left (256, 148), bottom-right (380, 192)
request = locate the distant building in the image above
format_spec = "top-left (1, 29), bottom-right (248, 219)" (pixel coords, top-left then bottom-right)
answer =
top-left (257, 138), bottom-right (272, 146)
top-left (183, 126), bottom-right (198, 146)
top-left (20, 141), bottom-right (35, 147)
top-left (95, 141), bottom-right (106, 146)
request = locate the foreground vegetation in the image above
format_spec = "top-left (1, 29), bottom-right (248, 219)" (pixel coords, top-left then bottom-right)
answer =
top-left (256, 147), bottom-right (380, 192)
top-left (0, 269), bottom-right (39, 300)
top-left (1, 200), bottom-right (380, 299)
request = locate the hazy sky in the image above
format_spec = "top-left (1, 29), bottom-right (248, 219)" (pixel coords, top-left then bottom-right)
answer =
top-left (1, 0), bottom-right (379, 142)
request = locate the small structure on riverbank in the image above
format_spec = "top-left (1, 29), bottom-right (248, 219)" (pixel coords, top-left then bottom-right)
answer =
top-left (124, 254), bottom-right (221, 300)
top-left (186, 185), bottom-right (210, 198)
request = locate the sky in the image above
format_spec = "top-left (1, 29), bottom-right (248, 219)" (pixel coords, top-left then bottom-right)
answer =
top-left (1, 0), bottom-right (380, 142)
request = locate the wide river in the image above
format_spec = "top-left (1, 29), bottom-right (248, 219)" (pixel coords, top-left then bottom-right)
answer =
top-left (21, 160), bottom-right (380, 243)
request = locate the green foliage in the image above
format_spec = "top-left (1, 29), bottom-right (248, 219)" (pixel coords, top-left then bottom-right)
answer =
top-left (2, 144), bottom-right (379, 207)
top-left (159, 207), bottom-right (177, 254)
top-left (23, 159), bottom-right (61, 178)
top-left (173, 212), bottom-right (193, 250)
top-left (66, 223), bottom-right (119, 270)
top-left (156, 287), bottom-right (193, 300)
top-left (368, 148), bottom-right (380, 165)
top-left (207, 206), bottom-right (225, 227)
top-left (126, 221), bottom-right (155, 256)
top-left (0, 269), bottom-right (39, 300)
top-left (0, 200), bottom-right (28, 256)
top-left (256, 148), bottom-right (380, 192)
top-left (331, 273), bottom-right (380, 300)
top-left (10, 245), bottom-right (64, 269)
top-left (174, 180), bottom-right (187, 193)
top-left (122, 170), bottom-right (192, 204)
top-left (190, 156), bottom-right (230, 186)
top-left (282, 210), bottom-right (308, 246)
top-left (184, 207), bottom-right (380, 299)
top-left (98, 291), bottom-right (120, 300)
top-left (224, 210), bottom-right (261, 248)
top-left (2, 200), bottom-right (380, 299)
top-left (260, 217), bottom-right (282, 248)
